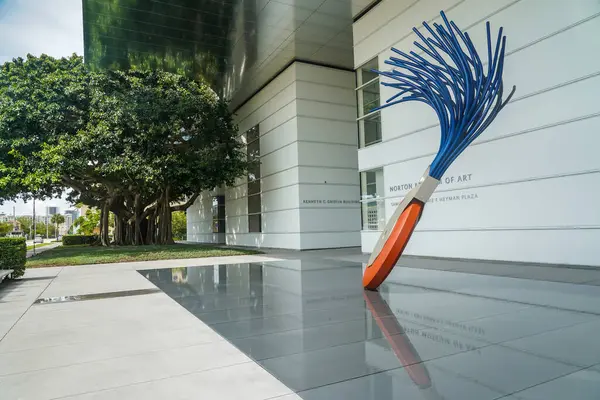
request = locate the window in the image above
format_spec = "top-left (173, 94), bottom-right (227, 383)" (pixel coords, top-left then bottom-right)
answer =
top-left (356, 58), bottom-right (382, 148)
top-left (245, 125), bottom-right (262, 233)
top-left (212, 196), bottom-right (225, 233)
top-left (360, 169), bottom-right (385, 231)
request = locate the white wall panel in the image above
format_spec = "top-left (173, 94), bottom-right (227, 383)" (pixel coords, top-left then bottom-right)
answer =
top-left (299, 208), bottom-right (362, 232)
top-left (353, 0), bottom-right (416, 47)
top-left (460, 0), bottom-right (600, 57)
top-left (298, 166), bottom-right (359, 185)
top-left (255, 101), bottom-right (298, 138)
top-left (261, 209), bottom-right (301, 233)
top-left (296, 81), bottom-right (356, 107)
top-left (235, 64), bottom-right (297, 122)
top-left (225, 213), bottom-right (249, 234)
top-left (226, 232), bottom-right (301, 249)
top-left (261, 167), bottom-right (300, 192)
top-left (186, 193), bottom-right (215, 241)
top-left (361, 231), bottom-right (381, 253)
top-left (261, 142), bottom-right (299, 176)
top-left (225, 196), bottom-right (247, 217)
top-left (296, 117), bottom-right (358, 146)
top-left (262, 185), bottom-right (301, 212)
top-left (297, 99), bottom-right (357, 122)
top-left (298, 142), bottom-right (359, 169)
top-left (187, 233), bottom-right (224, 244)
top-left (354, 0), bottom-right (463, 67)
top-left (260, 117), bottom-right (298, 156)
top-left (296, 62), bottom-right (355, 88)
top-left (237, 83), bottom-right (297, 133)
top-left (227, 181), bottom-right (248, 201)
top-left (405, 230), bottom-right (600, 266)
top-left (300, 231), bottom-right (362, 250)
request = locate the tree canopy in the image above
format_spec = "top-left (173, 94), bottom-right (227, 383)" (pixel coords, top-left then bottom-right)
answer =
top-left (0, 54), bottom-right (249, 245)
top-left (0, 222), bottom-right (12, 237)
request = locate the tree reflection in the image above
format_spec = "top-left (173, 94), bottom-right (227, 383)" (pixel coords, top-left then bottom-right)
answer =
top-left (82, 0), bottom-right (235, 93)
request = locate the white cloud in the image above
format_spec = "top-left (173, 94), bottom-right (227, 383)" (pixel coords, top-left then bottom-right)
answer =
top-left (0, 0), bottom-right (83, 63)
top-left (1, 195), bottom-right (75, 216)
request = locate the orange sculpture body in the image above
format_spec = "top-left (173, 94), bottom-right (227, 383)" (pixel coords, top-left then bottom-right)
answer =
top-left (363, 202), bottom-right (423, 290)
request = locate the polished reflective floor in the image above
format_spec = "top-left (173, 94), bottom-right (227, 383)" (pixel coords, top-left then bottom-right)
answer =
top-left (140, 260), bottom-right (600, 399)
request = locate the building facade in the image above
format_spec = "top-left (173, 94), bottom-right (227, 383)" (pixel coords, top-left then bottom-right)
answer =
top-left (193, 0), bottom-right (600, 265)
top-left (187, 62), bottom-right (361, 249)
top-left (81, 0), bottom-right (600, 265)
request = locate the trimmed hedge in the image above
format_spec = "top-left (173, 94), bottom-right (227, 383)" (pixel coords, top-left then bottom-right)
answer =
top-left (0, 237), bottom-right (26, 278)
top-left (62, 235), bottom-right (98, 246)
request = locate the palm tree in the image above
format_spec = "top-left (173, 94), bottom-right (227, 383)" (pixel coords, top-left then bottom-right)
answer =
top-left (50, 214), bottom-right (65, 240)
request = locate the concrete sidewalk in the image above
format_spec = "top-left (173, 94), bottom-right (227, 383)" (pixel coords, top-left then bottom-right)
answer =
top-left (26, 242), bottom-right (62, 258)
top-left (0, 253), bottom-right (301, 400)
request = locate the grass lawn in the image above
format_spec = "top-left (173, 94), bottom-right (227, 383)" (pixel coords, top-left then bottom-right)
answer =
top-left (26, 244), bottom-right (261, 268)
top-left (26, 242), bottom-right (55, 251)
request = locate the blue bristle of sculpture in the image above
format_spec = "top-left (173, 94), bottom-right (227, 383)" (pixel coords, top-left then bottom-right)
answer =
top-left (372, 11), bottom-right (516, 180)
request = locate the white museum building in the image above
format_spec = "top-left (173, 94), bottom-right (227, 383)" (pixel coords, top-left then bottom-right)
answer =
top-left (187, 0), bottom-right (600, 266)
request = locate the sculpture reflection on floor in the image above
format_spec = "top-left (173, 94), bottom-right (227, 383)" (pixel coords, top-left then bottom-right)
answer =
top-left (364, 291), bottom-right (444, 399)
top-left (363, 11), bottom-right (515, 290)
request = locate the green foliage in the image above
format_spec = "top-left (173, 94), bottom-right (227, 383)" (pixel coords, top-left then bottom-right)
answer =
top-left (16, 216), bottom-right (32, 236)
top-left (0, 222), bottom-right (12, 237)
top-left (0, 55), bottom-right (248, 246)
top-left (50, 214), bottom-right (65, 225)
top-left (0, 237), bottom-right (26, 278)
top-left (36, 222), bottom-right (56, 238)
top-left (0, 55), bottom-right (90, 203)
top-left (172, 211), bottom-right (187, 241)
top-left (15, 217), bottom-right (56, 239)
top-left (73, 209), bottom-right (100, 235)
top-left (62, 235), bottom-right (98, 246)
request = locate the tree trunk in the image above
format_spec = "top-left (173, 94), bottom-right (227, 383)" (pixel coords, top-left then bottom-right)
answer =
top-left (133, 194), bottom-right (143, 246)
top-left (157, 187), bottom-right (174, 245)
top-left (139, 217), bottom-right (148, 245)
top-left (125, 221), bottom-right (134, 245)
top-left (113, 214), bottom-right (121, 245)
top-left (100, 201), bottom-right (110, 246)
top-left (146, 209), bottom-right (157, 245)
top-left (113, 215), bottom-right (128, 246)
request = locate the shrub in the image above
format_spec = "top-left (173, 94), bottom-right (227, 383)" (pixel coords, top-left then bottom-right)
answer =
top-left (62, 235), bottom-right (98, 246)
top-left (0, 237), bottom-right (26, 278)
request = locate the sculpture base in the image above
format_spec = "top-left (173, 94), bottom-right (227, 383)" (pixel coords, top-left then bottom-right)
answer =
top-left (362, 201), bottom-right (424, 290)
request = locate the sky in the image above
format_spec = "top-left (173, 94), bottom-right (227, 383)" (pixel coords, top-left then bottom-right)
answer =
top-left (0, 0), bottom-right (84, 215)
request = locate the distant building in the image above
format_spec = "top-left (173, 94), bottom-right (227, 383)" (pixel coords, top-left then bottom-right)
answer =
top-left (61, 210), bottom-right (79, 235)
top-left (64, 209), bottom-right (79, 220)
